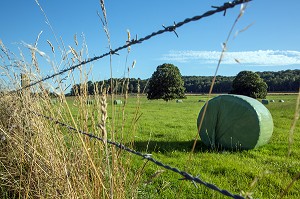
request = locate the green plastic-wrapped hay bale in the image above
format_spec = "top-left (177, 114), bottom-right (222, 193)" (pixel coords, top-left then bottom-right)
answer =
top-left (197, 94), bottom-right (273, 150)
top-left (262, 99), bottom-right (269, 104)
top-left (114, 100), bottom-right (123, 105)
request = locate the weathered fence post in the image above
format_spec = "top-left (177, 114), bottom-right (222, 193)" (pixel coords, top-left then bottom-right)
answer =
top-left (21, 73), bottom-right (30, 90)
top-left (20, 73), bottom-right (31, 154)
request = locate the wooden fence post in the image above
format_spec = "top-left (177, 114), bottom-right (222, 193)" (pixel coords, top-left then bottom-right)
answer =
top-left (21, 73), bottom-right (30, 91)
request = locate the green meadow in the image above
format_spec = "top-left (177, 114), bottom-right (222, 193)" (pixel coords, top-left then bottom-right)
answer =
top-left (61, 94), bottom-right (300, 198)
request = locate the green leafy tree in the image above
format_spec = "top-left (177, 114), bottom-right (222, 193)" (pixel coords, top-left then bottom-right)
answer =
top-left (147, 63), bottom-right (185, 101)
top-left (231, 71), bottom-right (268, 99)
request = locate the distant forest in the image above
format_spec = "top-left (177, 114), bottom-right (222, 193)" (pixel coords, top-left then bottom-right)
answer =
top-left (69, 69), bottom-right (300, 95)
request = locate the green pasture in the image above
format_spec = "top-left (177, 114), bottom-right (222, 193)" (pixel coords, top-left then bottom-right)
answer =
top-left (61, 94), bottom-right (299, 198)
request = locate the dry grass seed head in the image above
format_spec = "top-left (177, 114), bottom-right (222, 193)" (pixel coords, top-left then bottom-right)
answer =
top-left (47, 40), bottom-right (55, 53)
top-left (74, 34), bottom-right (78, 46)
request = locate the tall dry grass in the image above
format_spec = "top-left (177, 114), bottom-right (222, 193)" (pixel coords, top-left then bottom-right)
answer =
top-left (0, 45), bottom-right (141, 199)
top-left (0, 1), bottom-right (141, 198)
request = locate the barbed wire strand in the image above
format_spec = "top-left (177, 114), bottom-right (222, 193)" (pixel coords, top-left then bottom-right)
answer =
top-left (13, 0), bottom-right (251, 93)
top-left (31, 111), bottom-right (245, 199)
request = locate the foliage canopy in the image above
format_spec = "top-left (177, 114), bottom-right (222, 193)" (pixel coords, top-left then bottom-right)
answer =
top-left (69, 69), bottom-right (299, 96)
top-left (147, 63), bottom-right (185, 101)
top-left (231, 70), bottom-right (268, 99)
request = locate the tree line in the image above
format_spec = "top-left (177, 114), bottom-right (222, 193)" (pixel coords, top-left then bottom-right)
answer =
top-left (69, 69), bottom-right (299, 96)
top-left (69, 78), bottom-right (149, 96)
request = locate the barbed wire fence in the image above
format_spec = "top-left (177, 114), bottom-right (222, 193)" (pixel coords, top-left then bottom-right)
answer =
top-left (6, 0), bottom-right (254, 198)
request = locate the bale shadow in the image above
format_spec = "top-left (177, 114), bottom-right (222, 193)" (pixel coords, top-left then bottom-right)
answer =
top-left (132, 140), bottom-right (210, 153)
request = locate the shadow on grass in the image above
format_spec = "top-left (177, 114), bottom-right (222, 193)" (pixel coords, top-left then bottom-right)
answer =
top-left (132, 140), bottom-right (210, 153)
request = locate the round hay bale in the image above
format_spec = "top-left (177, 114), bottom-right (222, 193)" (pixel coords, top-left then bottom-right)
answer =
top-left (176, 99), bottom-right (183, 103)
top-left (114, 99), bottom-right (123, 105)
top-left (270, 100), bottom-right (275, 102)
top-left (261, 99), bottom-right (269, 105)
top-left (197, 94), bottom-right (273, 150)
top-left (279, 99), bottom-right (285, 102)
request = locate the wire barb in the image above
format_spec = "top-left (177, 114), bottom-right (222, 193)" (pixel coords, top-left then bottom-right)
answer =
top-left (143, 154), bottom-right (152, 159)
top-left (179, 174), bottom-right (200, 188)
top-left (162, 21), bottom-right (179, 38)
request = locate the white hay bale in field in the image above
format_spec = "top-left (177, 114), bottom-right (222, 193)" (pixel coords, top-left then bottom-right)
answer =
top-left (114, 100), bottom-right (122, 105)
top-left (197, 94), bottom-right (273, 150)
top-left (270, 100), bottom-right (275, 102)
top-left (176, 99), bottom-right (183, 103)
top-left (279, 99), bottom-right (285, 102)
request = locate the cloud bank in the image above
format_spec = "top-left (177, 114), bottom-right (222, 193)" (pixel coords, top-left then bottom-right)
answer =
top-left (161, 50), bottom-right (300, 66)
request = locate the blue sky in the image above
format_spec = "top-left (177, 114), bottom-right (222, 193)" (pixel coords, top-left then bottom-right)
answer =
top-left (1, 0), bottom-right (300, 89)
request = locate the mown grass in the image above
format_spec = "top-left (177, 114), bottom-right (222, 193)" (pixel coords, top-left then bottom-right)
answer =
top-left (56, 94), bottom-right (300, 198)
top-left (1, 87), bottom-right (298, 198)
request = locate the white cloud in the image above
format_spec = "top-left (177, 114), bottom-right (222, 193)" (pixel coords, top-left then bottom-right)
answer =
top-left (160, 50), bottom-right (300, 66)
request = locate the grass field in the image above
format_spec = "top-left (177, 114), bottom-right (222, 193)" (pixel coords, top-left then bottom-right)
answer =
top-left (1, 1), bottom-right (299, 198)
top-left (0, 92), bottom-right (299, 198)
top-left (57, 94), bottom-right (299, 198)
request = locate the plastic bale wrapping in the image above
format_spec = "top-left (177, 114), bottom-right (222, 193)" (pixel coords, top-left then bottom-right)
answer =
top-left (262, 99), bottom-right (269, 104)
top-left (197, 94), bottom-right (273, 150)
top-left (114, 99), bottom-right (123, 105)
